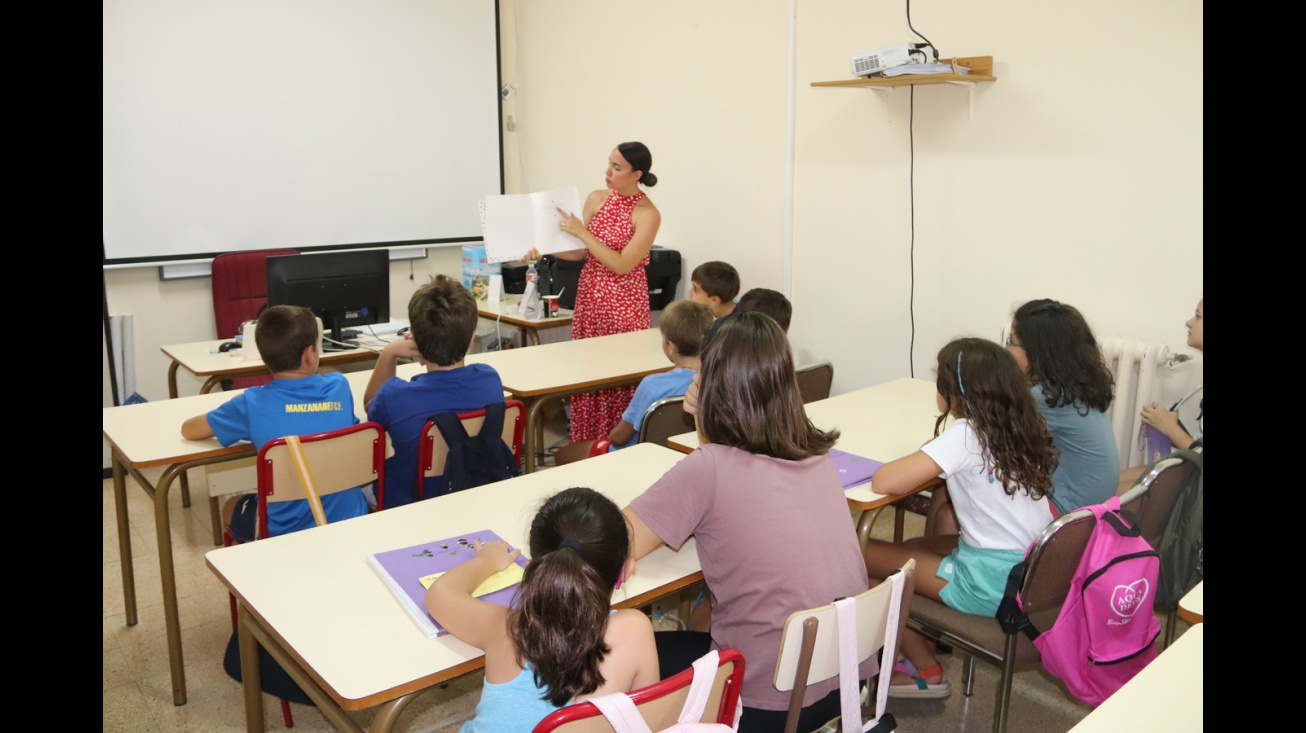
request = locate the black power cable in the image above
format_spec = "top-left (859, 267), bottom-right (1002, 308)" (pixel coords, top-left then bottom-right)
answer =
top-left (907, 0), bottom-right (940, 61)
top-left (909, 85), bottom-right (916, 378)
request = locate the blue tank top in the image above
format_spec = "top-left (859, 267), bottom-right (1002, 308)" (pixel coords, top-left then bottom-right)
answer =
top-left (459, 663), bottom-right (559, 733)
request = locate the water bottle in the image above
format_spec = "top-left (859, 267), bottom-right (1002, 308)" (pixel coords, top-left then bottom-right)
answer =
top-left (524, 261), bottom-right (541, 318)
top-left (525, 261), bottom-right (538, 291)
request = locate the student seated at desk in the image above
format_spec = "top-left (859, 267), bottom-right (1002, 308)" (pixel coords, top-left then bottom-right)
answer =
top-left (688, 260), bottom-right (740, 319)
top-left (703, 286), bottom-right (793, 348)
top-left (553, 299), bottom-right (713, 465)
top-left (622, 313), bottom-right (870, 733)
top-left (863, 338), bottom-right (1057, 699)
top-left (364, 274), bottom-right (504, 507)
top-left (425, 487), bottom-right (658, 733)
top-left (181, 305), bottom-right (368, 540)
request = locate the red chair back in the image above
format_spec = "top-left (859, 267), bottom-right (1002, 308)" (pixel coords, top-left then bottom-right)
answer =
top-left (211, 249), bottom-right (299, 389)
top-left (255, 421), bottom-right (387, 538)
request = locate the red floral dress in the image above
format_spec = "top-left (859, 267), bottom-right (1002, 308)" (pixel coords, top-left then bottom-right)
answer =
top-left (569, 190), bottom-right (652, 442)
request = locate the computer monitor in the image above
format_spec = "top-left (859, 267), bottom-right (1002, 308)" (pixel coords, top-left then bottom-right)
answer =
top-left (265, 250), bottom-right (390, 350)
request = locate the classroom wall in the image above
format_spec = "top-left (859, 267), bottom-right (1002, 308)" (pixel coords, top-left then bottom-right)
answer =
top-left (105, 1), bottom-right (1202, 465)
top-left (507, 0), bottom-right (1203, 388)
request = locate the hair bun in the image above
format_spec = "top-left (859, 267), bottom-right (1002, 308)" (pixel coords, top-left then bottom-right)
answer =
top-left (640, 171), bottom-right (658, 187)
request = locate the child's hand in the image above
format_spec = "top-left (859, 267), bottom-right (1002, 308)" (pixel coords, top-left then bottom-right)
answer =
top-left (1140, 402), bottom-right (1183, 438)
top-left (383, 333), bottom-right (424, 362)
top-left (683, 373), bottom-right (701, 415)
top-left (472, 538), bottom-right (520, 572)
top-left (556, 208), bottom-right (586, 238)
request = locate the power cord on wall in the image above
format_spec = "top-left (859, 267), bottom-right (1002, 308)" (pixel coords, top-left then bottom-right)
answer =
top-left (909, 84), bottom-right (917, 378)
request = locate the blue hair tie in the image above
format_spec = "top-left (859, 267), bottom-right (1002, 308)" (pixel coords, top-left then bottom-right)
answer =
top-left (558, 539), bottom-right (582, 553)
top-left (956, 352), bottom-right (966, 396)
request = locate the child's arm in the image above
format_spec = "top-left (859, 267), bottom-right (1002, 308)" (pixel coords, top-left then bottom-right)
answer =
top-left (363, 335), bottom-right (422, 411)
top-left (181, 414), bottom-right (215, 441)
top-left (608, 420), bottom-right (636, 448)
top-left (424, 539), bottom-right (519, 649)
top-left (621, 507), bottom-right (666, 560)
top-left (1140, 401), bottom-right (1193, 450)
top-left (872, 450), bottom-right (944, 496)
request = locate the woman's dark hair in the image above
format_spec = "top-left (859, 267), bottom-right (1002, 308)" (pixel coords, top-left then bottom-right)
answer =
top-left (935, 338), bottom-right (1058, 499)
top-left (698, 312), bottom-right (838, 459)
top-left (616, 141), bottom-right (657, 187)
top-left (1012, 299), bottom-right (1114, 414)
top-left (509, 487), bottom-right (629, 706)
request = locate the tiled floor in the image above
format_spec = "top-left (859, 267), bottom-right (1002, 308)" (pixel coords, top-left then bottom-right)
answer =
top-left (104, 408), bottom-right (1174, 732)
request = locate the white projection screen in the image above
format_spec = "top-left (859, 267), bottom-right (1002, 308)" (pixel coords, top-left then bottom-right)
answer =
top-left (103, 0), bottom-right (503, 265)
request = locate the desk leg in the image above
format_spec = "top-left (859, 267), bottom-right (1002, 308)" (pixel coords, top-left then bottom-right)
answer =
top-left (168, 360), bottom-right (182, 399)
top-left (238, 605), bottom-right (266, 733)
top-left (155, 464), bottom-right (189, 705)
top-left (112, 450), bottom-right (137, 626)
top-left (523, 397), bottom-right (543, 474)
top-left (201, 376), bottom-right (225, 394)
top-left (894, 505), bottom-right (907, 544)
top-left (526, 327), bottom-right (541, 347)
top-left (370, 693), bottom-right (421, 733)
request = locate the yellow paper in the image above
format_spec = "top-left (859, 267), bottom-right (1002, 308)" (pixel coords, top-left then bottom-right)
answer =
top-left (420, 563), bottom-right (525, 597)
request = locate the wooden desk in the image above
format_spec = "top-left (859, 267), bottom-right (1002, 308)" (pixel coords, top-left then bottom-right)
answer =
top-left (667, 378), bottom-right (945, 547)
top-left (207, 443), bottom-right (699, 733)
top-left (1069, 622), bottom-right (1202, 732)
top-left (467, 328), bottom-right (671, 473)
top-left (477, 297), bottom-right (574, 347)
top-left (103, 369), bottom-right (387, 706)
top-left (1177, 580), bottom-right (1203, 624)
top-left (162, 335), bottom-right (393, 398)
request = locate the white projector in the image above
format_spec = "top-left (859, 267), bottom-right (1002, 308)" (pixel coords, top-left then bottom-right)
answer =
top-left (850, 43), bottom-right (916, 77)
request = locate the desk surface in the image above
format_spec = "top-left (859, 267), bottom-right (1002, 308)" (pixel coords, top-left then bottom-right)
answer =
top-left (477, 297), bottom-right (574, 328)
top-left (206, 443), bottom-right (697, 709)
top-left (668, 378), bottom-right (942, 510)
top-left (468, 327), bottom-right (669, 398)
top-left (1069, 622), bottom-right (1202, 731)
top-left (162, 336), bottom-right (390, 378)
top-left (1177, 580), bottom-right (1203, 624)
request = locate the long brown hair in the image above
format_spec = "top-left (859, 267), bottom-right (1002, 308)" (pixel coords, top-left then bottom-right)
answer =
top-left (508, 487), bottom-right (629, 705)
top-left (935, 338), bottom-right (1058, 499)
top-left (1012, 299), bottom-right (1114, 414)
top-left (697, 312), bottom-right (838, 459)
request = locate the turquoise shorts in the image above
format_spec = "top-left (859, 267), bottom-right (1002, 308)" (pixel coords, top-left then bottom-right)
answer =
top-left (937, 540), bottom-right (1025, 617)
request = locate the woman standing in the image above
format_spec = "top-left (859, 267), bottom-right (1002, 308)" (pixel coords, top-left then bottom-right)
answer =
top-left (554, 142), bottom-right (662, 442)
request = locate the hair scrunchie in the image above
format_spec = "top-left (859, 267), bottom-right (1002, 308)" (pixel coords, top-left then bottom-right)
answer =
top-left (558, 538), bottom-right (583, 552)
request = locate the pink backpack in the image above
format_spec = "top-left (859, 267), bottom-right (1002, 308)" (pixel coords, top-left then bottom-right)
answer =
top-left (997, 496), bottom-right (1161, 706)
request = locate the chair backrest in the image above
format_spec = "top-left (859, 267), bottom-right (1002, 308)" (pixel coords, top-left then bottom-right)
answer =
top-left (1119, 452), bottom-right (1200, 549)
top-left (211, 249), bottom-right (300, 340)
top-left (773, 559), bottom-right (915, 733)
top-left (418, 399), bottom-right (525, 483)
top-left (256, 421), bottom-right (387, 538)
top-left (794, 361), bottom-right (834, 404)
top-left (1015, 506), bottom-right (1100, 614)
top-left (532, 648), bottom-right (745, 733)
top-left (637, 396), bottom-right (696, 448)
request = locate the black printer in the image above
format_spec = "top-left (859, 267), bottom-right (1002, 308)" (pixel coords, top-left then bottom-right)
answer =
top-left (541, 246), bottom-right (681, 311)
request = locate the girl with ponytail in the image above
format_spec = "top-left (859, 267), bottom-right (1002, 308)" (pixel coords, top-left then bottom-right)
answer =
top-left (426, 487), bottom-right (658, 732)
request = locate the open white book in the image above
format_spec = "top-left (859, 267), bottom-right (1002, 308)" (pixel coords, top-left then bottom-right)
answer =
top-left (478, 187), bottom-right (586, 263)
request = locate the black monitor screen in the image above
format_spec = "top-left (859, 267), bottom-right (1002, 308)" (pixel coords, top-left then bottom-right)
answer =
top-left (266, 250), bottom-right (389, 348)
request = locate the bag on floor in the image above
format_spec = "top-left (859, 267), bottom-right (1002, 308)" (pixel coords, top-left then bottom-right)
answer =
top-left (1155, 442), bottom-right (1203, 610)
top-left (585, 650), bottom-right (741, 732)
top-left (997, 496), bottom-right (1160, 707)
top-left (428, 401), bottom-right (518, 498)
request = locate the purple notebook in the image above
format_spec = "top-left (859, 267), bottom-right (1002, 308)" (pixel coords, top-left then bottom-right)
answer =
top-left (366, 529), bottom-right (529, 639)
top-left (1140, 425), bottom-right (1174, 464)
top-left (829, 449), bottom-right (884, 489)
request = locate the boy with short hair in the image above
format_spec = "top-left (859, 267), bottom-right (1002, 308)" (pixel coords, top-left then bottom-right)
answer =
top-left (555, 299), bottom-right (714, 464)
top-left (688, 261), bottom-right (740, 319)
top-left (182, 305), bottom-right (368, 540)
top-left (364, 274), bottom-right (504, 507)
top-left (703, 286), bottom-right (794, 349)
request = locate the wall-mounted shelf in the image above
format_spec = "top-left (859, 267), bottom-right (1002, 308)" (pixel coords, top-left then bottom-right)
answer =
top-left (812, 56), bottom-right (995, 118)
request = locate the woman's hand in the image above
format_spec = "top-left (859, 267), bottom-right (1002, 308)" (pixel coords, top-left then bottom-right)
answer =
top-left (472, 538), bottom-right (520, 573)
top-left (521, 247), bottom-right (541, 262)
top-left (557, 208), bottom-right (586, 238)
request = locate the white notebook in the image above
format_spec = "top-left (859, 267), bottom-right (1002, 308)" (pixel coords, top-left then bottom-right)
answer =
top-left (479, 187), bottom-right (585, 263)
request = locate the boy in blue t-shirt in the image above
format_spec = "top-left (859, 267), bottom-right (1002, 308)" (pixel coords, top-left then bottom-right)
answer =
top-left (364, 274), bottom-right (504, 507)
top-left (182, 305), bottom-right (369, 540)
top-left (554, 299), bottom-right (714, 464)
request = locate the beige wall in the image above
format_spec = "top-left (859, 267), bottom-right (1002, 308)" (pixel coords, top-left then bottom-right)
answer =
top-left (105, 0), bottom-right (1202, 463)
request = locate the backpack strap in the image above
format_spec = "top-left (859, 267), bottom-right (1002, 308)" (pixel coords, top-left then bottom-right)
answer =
top-left (587, 692), bottom-right (655, 733)
top-left (267, 435), bottom-right (326, 539)
top-left (481, 401), bottom-right (506, 443)
top-left (678, 650), bottom-right (723, 725)
top-left (429, 411), bottom-right (473, 500)
top-left (996, 559), bottom-right (1039, 641)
